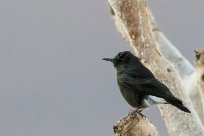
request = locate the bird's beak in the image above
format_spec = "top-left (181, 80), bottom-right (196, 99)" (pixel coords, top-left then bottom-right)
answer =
top-left (102, 58), bottom-right (113, 62)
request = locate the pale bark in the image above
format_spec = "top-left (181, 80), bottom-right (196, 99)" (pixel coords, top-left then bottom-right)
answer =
top-left (114, 112), bottom-right (159, 136)
top-left (149, 9), bottom-right (204, 124)
top-left (154, 30), bottom-right (204, 125)
top-left (194, 49), bottom-right (204, 124)
top-left (108, 0), bottom-right (204, 135)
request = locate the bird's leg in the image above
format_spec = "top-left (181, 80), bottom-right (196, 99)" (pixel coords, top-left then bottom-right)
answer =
top-left (128, 108), bottom-right (146, 118)
top-left (128, 109), bottom-right (136, 115)
top-left (136, 108), bottom-right (146, 118)
top-left (136, 108), bottom-right (143, 113)
top-left (128, 108), bottom-right (143, 115)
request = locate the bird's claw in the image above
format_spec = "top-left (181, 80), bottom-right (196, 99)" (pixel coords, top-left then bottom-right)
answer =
top-left (128, 109), bottom-right (136, 115)
top-left (137, 108), bottom-right (143, 113)
top-left (128, 108), bottom-right (143, 115)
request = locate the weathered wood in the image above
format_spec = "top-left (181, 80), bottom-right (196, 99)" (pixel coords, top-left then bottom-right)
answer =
top-left (114, 112), bottom-right (159, 136)
top-left (108, 0), bottom-right (204, 135)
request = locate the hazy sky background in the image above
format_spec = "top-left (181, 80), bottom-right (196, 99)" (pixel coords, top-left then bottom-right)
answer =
top-left (0, 0), bottom-right (204, 136)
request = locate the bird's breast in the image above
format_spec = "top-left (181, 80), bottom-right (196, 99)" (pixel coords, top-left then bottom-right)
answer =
top-left (117, 82), bottom-right (140, 108)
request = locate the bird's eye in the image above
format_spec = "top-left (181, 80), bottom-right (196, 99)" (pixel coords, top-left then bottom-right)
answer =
top-left (119, 52), bottom-right (126, 58)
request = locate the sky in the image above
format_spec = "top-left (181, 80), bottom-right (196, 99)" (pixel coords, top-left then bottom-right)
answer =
top-left (0, 0), bottom-right (204, 136)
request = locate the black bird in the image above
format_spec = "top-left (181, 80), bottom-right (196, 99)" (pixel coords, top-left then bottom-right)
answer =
top-left (103, 51), bottom-right (191, 113)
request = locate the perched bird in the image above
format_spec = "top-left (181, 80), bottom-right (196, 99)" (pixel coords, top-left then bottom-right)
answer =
top-left (103, 51), bottom-right (191, 113)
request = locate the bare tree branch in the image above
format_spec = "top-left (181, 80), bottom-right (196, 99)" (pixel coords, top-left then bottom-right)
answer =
top-left (114, 112), bottom-right (159, 136)
top-left (148, 8), bottom-right (204, 125)
top-left (108, 0), bottom-right (204, 135)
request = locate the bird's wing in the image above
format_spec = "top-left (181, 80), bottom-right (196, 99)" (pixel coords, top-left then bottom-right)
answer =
top-left (118, 74), bottom-right (178, 101)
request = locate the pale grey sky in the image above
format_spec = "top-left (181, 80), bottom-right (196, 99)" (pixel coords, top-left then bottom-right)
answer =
top-left (0, 0), bottom-right (203, 136)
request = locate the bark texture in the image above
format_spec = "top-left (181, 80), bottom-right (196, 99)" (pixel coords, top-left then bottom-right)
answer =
top-left (195, 49), bottom-right (204, 125)
top-left (113, 112), bottom-right (159, 136)
top-left (150, 9), bottom-right (204, 124)
top-left (108, 0), bottom-right (204, 135)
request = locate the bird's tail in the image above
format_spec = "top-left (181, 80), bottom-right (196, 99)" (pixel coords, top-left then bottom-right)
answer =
top-left (167, 98), bottom-right (191, 113)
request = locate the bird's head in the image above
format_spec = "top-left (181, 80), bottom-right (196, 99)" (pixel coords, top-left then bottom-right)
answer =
top-left (102, 51), bottom-right (140, 69)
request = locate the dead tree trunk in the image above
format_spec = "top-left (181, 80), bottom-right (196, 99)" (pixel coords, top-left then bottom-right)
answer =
top-left (108, 0), bottom-right (204, 135)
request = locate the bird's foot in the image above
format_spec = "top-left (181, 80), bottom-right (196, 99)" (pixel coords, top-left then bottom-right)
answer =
top-left (128, 108), bottom-right (143, 115)
top-left (136, 108), bottom-right (143, 113)
top-left (128, 109), bottom-right (136, 115)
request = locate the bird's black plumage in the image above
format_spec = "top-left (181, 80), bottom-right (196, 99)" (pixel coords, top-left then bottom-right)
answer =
top-left (103, 51), bottom-right (191, 113)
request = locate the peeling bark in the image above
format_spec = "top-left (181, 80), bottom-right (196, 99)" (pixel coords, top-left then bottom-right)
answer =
top-left (108, 0), bottom-right (204, 135)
